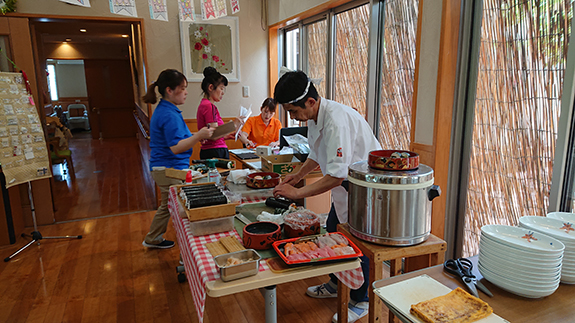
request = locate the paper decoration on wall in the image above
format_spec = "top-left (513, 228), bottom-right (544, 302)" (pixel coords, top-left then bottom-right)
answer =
top-left (178, 0), bottom-right (195, 22)
top-left (109, 0), bottom-right (138, 17)
top-left (230, 0), bottom-right (239, 14)
top-left (214, 0), bottom-right (227, 18)
top-left (148, 0), bottom-right (167, 21)
top-left (200, 0), bottom-right (216, 20)
top-left (0, 72), bottom-right (51, 188)
top-left (200, 0), bottom-right (226, 20)
top-left (59, 0), bottom-right (91, 7)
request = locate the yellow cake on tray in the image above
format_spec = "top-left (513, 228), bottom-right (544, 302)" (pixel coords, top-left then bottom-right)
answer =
top-left (410, 287), bottom-right (493, 323)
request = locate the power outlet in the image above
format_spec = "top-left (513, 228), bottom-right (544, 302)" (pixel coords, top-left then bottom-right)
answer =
top-left (242, 86), bottom-right (250, 97)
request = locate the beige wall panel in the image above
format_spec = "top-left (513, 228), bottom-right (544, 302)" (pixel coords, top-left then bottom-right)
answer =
top-left (16, 0), bottom-right (269, 120)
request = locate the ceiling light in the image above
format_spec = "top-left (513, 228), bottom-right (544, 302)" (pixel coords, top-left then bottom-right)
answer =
top-left (121, 34), bottom-right (129, 38)
top-left (80, 28), bottom-right (87, 32)
top-left (62, 41), bottom-right (67, 44)
top-left (65, 38), bottom-right (72, 42)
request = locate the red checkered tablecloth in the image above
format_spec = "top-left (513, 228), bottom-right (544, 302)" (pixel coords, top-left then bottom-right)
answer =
top-left (168, 186), bottom-right (364, 323)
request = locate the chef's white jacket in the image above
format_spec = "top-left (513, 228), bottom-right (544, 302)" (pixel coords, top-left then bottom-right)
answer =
top-left (307, 98), bottom-right (382, 223)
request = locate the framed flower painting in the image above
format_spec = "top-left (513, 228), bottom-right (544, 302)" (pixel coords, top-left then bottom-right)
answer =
top-left (180, 16), bottom-right (240, 82)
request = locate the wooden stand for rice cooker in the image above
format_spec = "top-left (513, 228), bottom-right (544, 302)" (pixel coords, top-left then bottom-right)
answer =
top-left (174, 182), bottom-right (237, 221)
top-left (336, 223), bottom-right (446, 323)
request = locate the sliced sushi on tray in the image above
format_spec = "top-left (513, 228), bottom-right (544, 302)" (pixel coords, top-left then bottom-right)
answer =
top-left (273, 232), bottom-right (362, 266)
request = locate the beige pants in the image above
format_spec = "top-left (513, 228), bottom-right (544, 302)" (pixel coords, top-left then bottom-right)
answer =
top-left (144, 169), bottom-right (182, 244)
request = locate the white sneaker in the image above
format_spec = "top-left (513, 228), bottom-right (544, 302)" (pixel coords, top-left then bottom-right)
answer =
top-left (331, 301), bottom-right (368, 323)
top-left (306, 283), bottom-right (338, 298)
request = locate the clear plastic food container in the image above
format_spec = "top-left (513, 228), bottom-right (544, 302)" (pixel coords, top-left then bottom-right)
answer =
top-left (188, 215), bottom-right (234, 236)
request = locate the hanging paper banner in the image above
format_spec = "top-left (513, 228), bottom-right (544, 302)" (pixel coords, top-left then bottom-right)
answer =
top-left (149, 0), bottom-right (168, 21)
top-left (59, 0), bottom-right (91, 7)
top-left (109, 0), bottom-right (138, 17)
top-left (229, 0), bottom-right (239, 14)
top-left (200, 0), bottom-right (217, 20)
top-left (214, 0), bottom-right (227, 18)
top-left (179, 0), bottom-right (195, 22)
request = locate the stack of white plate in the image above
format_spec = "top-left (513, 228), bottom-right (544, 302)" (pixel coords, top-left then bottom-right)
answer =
top-left (479, 224), bottom-right (564, 298)
top-left (520, 214), bottom-right (575, 284)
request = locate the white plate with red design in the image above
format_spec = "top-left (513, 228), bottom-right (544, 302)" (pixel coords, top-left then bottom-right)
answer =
top-left (481, 224), bottom-right (565, 253)
top-left (519, 216), bottom-right (575, 242)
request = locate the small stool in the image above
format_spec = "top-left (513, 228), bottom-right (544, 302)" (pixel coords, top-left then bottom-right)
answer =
top-left (336, 223), bottom-right (446, 323)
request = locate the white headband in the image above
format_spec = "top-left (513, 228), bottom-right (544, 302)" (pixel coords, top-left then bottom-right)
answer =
top-left (286, 81), bottom-right (311, 104)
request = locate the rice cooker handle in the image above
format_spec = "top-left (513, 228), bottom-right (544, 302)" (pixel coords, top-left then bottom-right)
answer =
top-left (427, 185), bottom-right (441, 201)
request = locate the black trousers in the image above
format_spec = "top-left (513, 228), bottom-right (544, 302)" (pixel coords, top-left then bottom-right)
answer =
top-left (200, 148), bottom-right (229, 160)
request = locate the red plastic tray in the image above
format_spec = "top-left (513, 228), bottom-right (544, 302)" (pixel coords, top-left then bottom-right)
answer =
top-left (272, 232), bottom-right (363, 266)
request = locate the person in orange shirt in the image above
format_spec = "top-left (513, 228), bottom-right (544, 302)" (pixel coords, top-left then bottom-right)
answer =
top-left (239, 98), bottom-right (282, 148)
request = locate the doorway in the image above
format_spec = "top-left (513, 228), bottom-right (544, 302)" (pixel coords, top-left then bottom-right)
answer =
top-left (30, 17), bottom-right (155, 222)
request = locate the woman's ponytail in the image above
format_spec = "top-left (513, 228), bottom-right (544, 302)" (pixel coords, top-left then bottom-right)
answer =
top-left (142, 82), bottom-right (158, 104)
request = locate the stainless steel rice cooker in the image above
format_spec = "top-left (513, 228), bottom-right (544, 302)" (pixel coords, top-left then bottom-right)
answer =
top-left (347, 160), bottom-right (441, 246)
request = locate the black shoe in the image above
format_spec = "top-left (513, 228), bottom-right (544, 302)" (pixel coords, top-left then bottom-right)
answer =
top-left (142, 240), bottom-right (175, 249)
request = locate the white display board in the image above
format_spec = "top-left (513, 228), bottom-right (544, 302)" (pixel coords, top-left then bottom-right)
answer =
top-left (0, 72), bottom-right (50, 188)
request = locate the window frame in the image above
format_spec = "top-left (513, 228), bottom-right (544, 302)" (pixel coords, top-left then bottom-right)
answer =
top-left (278, 0), bottom-right (372, 127)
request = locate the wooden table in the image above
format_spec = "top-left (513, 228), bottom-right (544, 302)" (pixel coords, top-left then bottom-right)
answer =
top-left (337, 224), bottom-right (447, 323)
top-left (372, 256), bottom-right (575, 322)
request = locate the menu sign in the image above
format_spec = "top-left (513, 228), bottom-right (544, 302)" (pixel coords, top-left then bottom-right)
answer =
top-left (0, 72), bottom-right (50, 188)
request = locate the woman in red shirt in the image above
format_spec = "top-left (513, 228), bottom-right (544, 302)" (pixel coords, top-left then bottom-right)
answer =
top-left (196, 67), bottom-right (236, 159)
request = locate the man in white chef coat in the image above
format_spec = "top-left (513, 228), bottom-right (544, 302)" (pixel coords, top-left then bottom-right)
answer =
top-left (273, 70), bottom-right (381, 323)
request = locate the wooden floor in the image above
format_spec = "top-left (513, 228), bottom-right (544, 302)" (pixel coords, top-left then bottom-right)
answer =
top-left (0, 211), bottom-right (377, 323)
top-left (52, 132), bottom-right (156, 222)
top-left (0, 132), bottom-right (379, 322)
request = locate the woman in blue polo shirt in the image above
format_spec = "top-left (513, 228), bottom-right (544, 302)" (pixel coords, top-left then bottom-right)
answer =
top-left (142, 69), bottom-right (214, 249)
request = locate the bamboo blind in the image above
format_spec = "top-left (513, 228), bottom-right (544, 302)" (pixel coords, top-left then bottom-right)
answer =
top-left (333, 4), bottom-right (370, 117)
top-left (378, 0), bottom-right (419, 149)
top-left (307, 20), bottom-right (327, 98)
top-left (463, 0), bottom-right (572, 257)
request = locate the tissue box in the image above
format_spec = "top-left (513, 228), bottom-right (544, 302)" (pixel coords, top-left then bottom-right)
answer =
top-left (256, 145), bottom-right (272, 156)
top-left (260, 154), bottom-right (303, 175)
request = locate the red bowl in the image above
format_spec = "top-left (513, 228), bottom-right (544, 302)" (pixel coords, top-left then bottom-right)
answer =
top-left (246, 172), bottom-right (281, 189)
top-left (368, 150), bottom-right (419, 171)
top-left (242, 221), bottom-right (282, 250)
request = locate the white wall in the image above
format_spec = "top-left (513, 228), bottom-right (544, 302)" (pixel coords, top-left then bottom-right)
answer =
top-left (16, 0), bottom-right (269, 119)
top-left (268, 0), bottom-right (331, 25)
top-left (54, 61), bottom-right (88, 98)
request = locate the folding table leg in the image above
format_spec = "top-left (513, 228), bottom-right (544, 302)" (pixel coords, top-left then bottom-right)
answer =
top-left (260, 285), bottom-right (277, 323)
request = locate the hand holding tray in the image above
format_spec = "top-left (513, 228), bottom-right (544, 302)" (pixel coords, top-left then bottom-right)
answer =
top-left (209, 121), bottom-right (237, 140)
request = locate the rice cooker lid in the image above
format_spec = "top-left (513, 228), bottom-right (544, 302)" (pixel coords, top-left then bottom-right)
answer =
top-left (348, 160), bottom-right (434, 185)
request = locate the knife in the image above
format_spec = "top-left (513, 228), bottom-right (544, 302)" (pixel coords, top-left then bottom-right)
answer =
top-left (235, 213), bottom-right (252, 225)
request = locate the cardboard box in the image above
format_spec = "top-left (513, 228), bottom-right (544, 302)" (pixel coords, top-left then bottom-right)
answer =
top-left (174, 183), bottom-right (237, 222)
top-left (260, 154), bottom-right (303, 175)
top-left (165, 168), bottom-right (189, 181)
